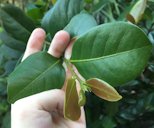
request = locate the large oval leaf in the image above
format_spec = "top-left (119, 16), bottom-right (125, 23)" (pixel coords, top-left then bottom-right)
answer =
top-left (64, 12), bottom-right (97, 37)
top-left (42, 0), bottom-right (83, 37)
top-left (7, 52), bottom-right (65, 103)
top-left (70, 22), bottom-right (152, 86)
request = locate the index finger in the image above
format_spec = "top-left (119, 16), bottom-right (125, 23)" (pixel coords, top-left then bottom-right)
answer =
top-left (22, 28), bottom-right (46, 61)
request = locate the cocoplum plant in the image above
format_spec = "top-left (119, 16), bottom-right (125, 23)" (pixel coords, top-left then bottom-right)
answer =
top-left (6, 0), bottom-right (152, 121)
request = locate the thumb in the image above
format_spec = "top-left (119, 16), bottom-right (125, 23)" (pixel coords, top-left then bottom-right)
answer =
top-left (64, 38), bottom-right (76, 59)
top-left (34, 89), bottom-right (65, 112)
top-left (12, 89), bottom-right (65, 113)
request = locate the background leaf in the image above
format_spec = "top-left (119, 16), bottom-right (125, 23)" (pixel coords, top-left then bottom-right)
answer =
top-left (64, 12), bottom-right (97, 37)
top-left (42, 0), bottom-right (83, 38)
top-left (91, 0), bottom-right (111, 13)
top-left (0, 4), bottom-right (35, 42)
top-left (7, 52), bottom-right (65, 103)
top-left (71, 22), bottom-right (152, 86)
top-left (26, 4), bottom-right (44, 23)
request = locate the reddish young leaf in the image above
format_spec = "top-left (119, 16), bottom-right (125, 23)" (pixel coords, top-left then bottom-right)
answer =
top-left (87, 78), bottom-right (122, 102)
top-left (64, 78), bottom-right (81, 121)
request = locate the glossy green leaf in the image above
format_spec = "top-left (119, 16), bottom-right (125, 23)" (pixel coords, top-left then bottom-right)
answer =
top-left (71, 22), bottom-right (152, 86)
top-left (42, 0), bottom-right (83, 37)
top-left (7, 52), bottom-right (65, 103)
top-left (0, 4), bottom-right (35, 42)
top-left (87, 78), bottom-right (122, 101)
top-left (64, 78), bottom-right (81, 121)
top-left (64, 12), bottom-right (97, 37)
top-left (129, 0), bottom-right (147, 23)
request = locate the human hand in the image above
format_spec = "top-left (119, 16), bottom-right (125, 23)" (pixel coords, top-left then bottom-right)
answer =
top-left (11, 28), bottom-right (86, 128)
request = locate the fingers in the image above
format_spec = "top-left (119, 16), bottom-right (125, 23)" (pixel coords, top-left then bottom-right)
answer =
top-left (22, 29), bottom-right (70, 61)
top-left (64, 38), bottom-right (76, 59)
top-left (79, 107), bottom-right (86, 124)
top-left (48, 30), bottom-right (70, 58)
top-left (12, 89), bottom-right (86, 124)
top-left (22, 28), bottom-right (46, 61)
top-left (35, 89), bottom-right (65, 113)
top-left (13, 89), bottom-right (65, 113)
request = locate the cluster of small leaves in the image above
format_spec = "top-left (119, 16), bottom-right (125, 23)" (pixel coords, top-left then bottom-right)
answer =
top-left (0, 0), bottom-right (154, 128)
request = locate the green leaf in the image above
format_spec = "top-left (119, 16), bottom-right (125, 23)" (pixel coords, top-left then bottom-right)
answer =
top-left (42, 0), bottom-right (83, 37)
top-left (64, 78), bottom-right (81, 121)
top-left (64, 12), bottom-right (97, 37)
top-left (118, 2), bottom-right (136, 21)
top-left (26, 4), bottom-right (43, 21)
top-left (87, 78), bottom-right (122, 101)
top-left (0, 4), bottom-right (35, 42)
top-left (71, 22), bottom-right (152, 86)
top-left (7, 52), bottom-right (65, 103)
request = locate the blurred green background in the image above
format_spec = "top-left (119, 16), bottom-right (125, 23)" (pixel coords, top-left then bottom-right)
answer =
top-left (0, 0), bottom-right (154, 128)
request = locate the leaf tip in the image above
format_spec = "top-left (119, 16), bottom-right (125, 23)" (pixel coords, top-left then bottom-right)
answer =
top-left (112, 94), bottom-right (123, 102)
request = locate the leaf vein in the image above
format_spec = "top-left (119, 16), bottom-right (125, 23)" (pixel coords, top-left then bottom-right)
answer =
top-left (12, 60), bottom-right (60, 101)
top-left (70, 45), bottom-right (150, 63)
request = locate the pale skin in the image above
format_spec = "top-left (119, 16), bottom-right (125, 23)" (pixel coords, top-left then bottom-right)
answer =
top-left (11, 28), bottom-right (86, 128)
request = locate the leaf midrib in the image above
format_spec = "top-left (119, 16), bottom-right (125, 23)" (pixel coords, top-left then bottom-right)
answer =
top-left (12, 60), bottom-right (60, 102)
top-left (92, 85), bottom-right (119, 98)
top-left (70, 45), bottom-right (151, 63)
top-left (66, 80), bottom-right (76, 105)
